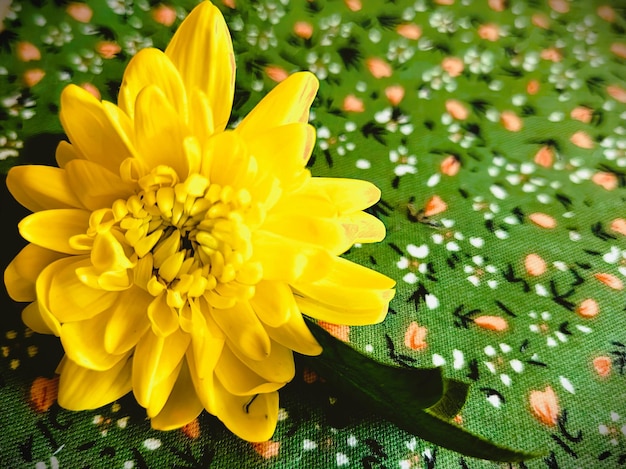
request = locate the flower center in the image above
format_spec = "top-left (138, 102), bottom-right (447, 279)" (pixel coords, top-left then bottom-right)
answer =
top-left (80, 165), bottom-right (263, 311)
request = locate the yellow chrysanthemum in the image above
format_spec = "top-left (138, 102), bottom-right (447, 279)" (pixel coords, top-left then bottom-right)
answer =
top-left (4, 1), bottom-right (395, 441)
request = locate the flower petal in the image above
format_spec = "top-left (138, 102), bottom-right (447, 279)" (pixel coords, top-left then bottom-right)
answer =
top-left (22, 301), bottom-right (61, 336)
top-left (249, 280), bottom-right (297, 328)
top-left (60, 84), bottom-right (135, 172)
top-left (210, 300), bottom-right (270, 361)
top-left (104, 288), bottom-right (152, 355)
top-left (215, 344), bottom-right (286, 396)
top-left (40, 256), bottom-right (119, 323)
top-left (6, 165), bottom-right (82, 212)
top-left (236, 72), bottom-right (318, 139)
top-left (151, 359), bottom-right (204, 430)
top-left (19, 209), bottom-right (90, 255)
top-left (245, 123), bottom-right (314, 190)
top-left (264, 311), bottom-right (322, 356)
top-left (204, 131), bottom-right (256, 189)
top-left (55, 140), bottom-right (82, 168)
top-left (132, 328), bottom-right (190, 408)
top-left (118, 48), bottom-right (187, 121)
top-left (227, 339), bottom-right (296, 384)
top-left (251, 231), bottom-right (333, 283)
top-left (65, 159), bottom-right (135, 211)
top-left (300, 177), bottom-right (382, 214)
top-left (296, 295), bottom-right (389, 326)
top-left (337, 211), bottom-right (387, 245)
top-left (57, 355), bottom-right (132, 410)
top-left (147, 292), bottom-right (180, 337)
top-left (4, 243), bottom-right (66, 302)
top-left (134, 85), bottom-right (189, 178)
top-left (213, 380), bottom-right (279, 442)
top-left (165, 0), bottom-right (235, 131)
top-left (61, 312), bottom-right (127, 371)
top-left (146, 361), bottom-right (182, 418)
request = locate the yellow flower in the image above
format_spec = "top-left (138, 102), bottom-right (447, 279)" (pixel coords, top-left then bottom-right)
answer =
top-left (4, 1), bottom-right (395, 441)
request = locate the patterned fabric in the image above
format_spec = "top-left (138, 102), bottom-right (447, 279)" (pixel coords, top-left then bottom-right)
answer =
top-left (1, 0), bottom-right (625, 467)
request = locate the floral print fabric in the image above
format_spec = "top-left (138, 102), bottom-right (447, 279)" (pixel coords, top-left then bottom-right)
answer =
top-left (1, 0), bottom-right (625, 467)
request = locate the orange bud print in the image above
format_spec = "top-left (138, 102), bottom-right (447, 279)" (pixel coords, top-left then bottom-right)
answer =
top-left (532, 13), bottom-right (550, 29)
top-left (474, 316), bottom-right (508, 331)
top-left (16, 42), bottom-right (41, 62)
top-left (592, 171), bottom-right (618, 190)
top-left (607, 85), bottom-right (626, 103)
top-left (265, 65), bottom-right (289, 82)
top-left (294, 21), bottom-right (313, 39)
top-left (440, 155), bottom-right (460, 176)
top-left (318, 321), bottom-right (350, 342)
top-left (424, 195), bottom-right (447, 216)
top-left (446, 99), bottom-right (469, 120)
top-left (594, 273), bottom-right (624, 290)
top-left (527, 79), bottom-right (540, 95)
top-left (593, 356), bottom-right (612, 377)
top-left (344, 0), bottom-right (362, 11)
top-left (610, 43), bottom-right (626, 59)
top-left (366, 57), bottom-right (392, 78)
top-left (570, 106), bottom-right (593, 123)
top-left (385, 85), bottom-right (405, 106)
top-left (30, 376), bottom-right (59, 413)
top-left (396, 24), bottom-right (422, 40)
top-left (525, 253), bottom-right (547, 276)
top-left (252, 441), bottom-right (281, 459)
top-left (570, 130), bottom-right (594, 149)
top-left (577, 298), bottom-right (599, 318)
top-left (610, 218), bottom-right (626, 236)
top-left (342, 94), bottom-right (365, 112)
top-left (488, 0), bottom-right (506, 11)
top-left (182, 419), bottom-right (201, 439)
top-left (549, 0), bottom-right (569, 14)
top-left (529, 386), bottom-right (560, 426)
top-left (152, 4), bottom-right (177, 26)
top-left (404, 322), bottom-right (428, 350)
top-left (529, 212), bottom-right (557, 229)
top-left (597, 5), bottom-right (616, 22)
top-left (500, 111), bottom-right (523, 132)
top-left (478, 24), bottom-right (499, 41)
top-left (66, 2), bottom-right (93, 22)
top-left (80, 83), bottom-right (101, 100)
top-left (96, 41), bottom-right (122, 59)
top-left (23, 69), bottom-right (45, 87)
top-left (534, 146), bottom-right (554, 168)
top-left (441, 57), bottom-right (464, 77)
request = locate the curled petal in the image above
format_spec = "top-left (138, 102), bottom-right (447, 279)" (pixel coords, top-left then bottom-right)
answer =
top-left (19, 209), bottom-right (91, 255)
top-left (61, 312), bottom-right (127, 371)
top-left (215, 344), bottom-right (287, 396)
top-left (249, 280), bottom-right (296, 328)
top-left (4, 244), bottom-right (66, 302)
top-left (134, 85), bottom-right (189, 178)
top-left (118, 48), bottom-right (187, 120)
top-left (210, 300), bottom-right (271, 361)
top-left (60, 84), bottom-right (135, 172)
top-left (165, 0), bottom-right (235, 131)
top-left (104, 288), bottom-right (152, 355)
top-left (151, 359), bottom-right (204, 430)
top-left (65, 159), bottom-right (135, 211)
top-left (213, 379), bottom-right (279, 442)
top-left (132, 328), bottom-right (190, 408)
top-left (236, 72), bottom-right (318, 139)
top-left (55, 140), bottom-right (82, 168)
top-left (228, 339), bottom-right (296, 384)
top-left (57, 355), bottom-right (132, 410)
top-left (264, 310), bottom-right (322, 356)
top-left (22, 301), bottom-right (61, 336)
top-left (39, 256), bottom-right (118, 323)
top-left (6, 165), bottom-right (82, 212)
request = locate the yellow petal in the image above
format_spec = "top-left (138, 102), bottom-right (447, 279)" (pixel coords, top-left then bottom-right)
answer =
top-left (250, 231), bottom-right (332, 283)
top-left (261, 213), bottom-right (350, 256)
top-left (118, 48), bottom-right (187, 121)
top-left (57, 355), bottom-right (132, 410)
top-left (39, 256), bottom-right (118, 323)
top-left (186, 348), bottom-right (220, 414)
top-left (151, 359), bottom-right (204, 430)
top-left (245, 123), bottom-right (314, 190)
top-left (214, 344), bottom-right (286, 396)
top-left (227, 338), bottom-right (296, 384)
top-left (6, 165), bottom-right (82, 212)
top-left (55, 140), bottom-right (82, 168)
top-left (249, 280), bottom-right (296, 328)
top-left (292, 257), bottom-right (395, 320)
top-left (90, 230), bottom-right (134, 273)
top-left (132, 328), bottom-right (190, 408)
top-left (189, 88), bottom-right (215, 139)
top-left (296, 295), bottom-right (389, 326)
top-left (60, 84), bottom-right (135, 172)
top-left (104, 288), bottom-right (152, 355)
top-left (146, 361), bottom-right (182, 418)
top-left (210, 300), bottom-right (270, 361)
top-left (4, 244), bottom-right (66, 302)
top-left (338, 211), bottom-right (387, 245)
top-left (61, 312), bottom-right (126, 371)
top-left (134, 85), bottom-right (189, 178)
top-left (214, 382), bottom-right (279, 442)
top-left (300, 177), bottom-right (382, 214)
top-left (19, 209), bottom-right (90, 255)
top-left (65, 159), bottom-right (135, 211)
top-left (236, 72), bottom-right (318, 140)
top-left (203, 131), bottom-right (256, 189)
top-left (22, 301), bottom-right (61, 336)
top-left (165, 0), bottom-right (235, 131)
top-left (147, 293), bottom-right (180, 337)
top-left (264, 310), bottom-right (321, 356)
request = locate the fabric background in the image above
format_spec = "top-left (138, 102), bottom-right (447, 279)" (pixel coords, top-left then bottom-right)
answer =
top-left (1, 0), bottom-right (625, 467)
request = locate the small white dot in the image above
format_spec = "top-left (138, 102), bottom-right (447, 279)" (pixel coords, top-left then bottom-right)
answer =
top-left (143, 439), bottom-right (161, 451)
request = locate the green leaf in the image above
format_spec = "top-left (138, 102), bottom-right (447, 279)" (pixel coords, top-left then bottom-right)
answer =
top-left (302, 319), bottom-right (445, 411)
top-left (301, 319), bottom-right (543, 462)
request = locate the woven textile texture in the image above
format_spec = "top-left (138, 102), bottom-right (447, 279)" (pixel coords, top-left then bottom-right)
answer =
top-left (1, 0), bottom-right (625, 467)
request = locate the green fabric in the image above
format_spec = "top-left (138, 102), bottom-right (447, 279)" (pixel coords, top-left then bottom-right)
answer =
top-left (1, 0), bottom-right (626, 467)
